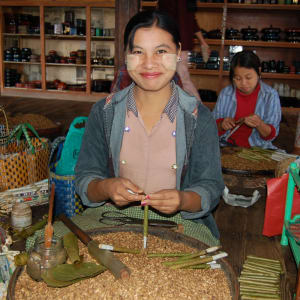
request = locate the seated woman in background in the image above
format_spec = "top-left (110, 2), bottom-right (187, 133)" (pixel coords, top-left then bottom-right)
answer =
top-left (212, 50), bottom-right (281, 149)
top-left (75, 10), bottom-right (224, 241)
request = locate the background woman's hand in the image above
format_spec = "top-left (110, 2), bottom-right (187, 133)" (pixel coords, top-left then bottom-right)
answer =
top-left (244, 114), bottom-right (263, 128)
top-left (221, 117), bottom-right (236, 131)
top-left (143, 189), bottom-right (182, 214)
top-left (103, 178), bottom-right (144, 207)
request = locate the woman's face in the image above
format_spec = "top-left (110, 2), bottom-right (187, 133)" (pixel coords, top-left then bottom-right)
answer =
top-left (126, 26), bottom-right (179, 92)
top-left (233, 66), bottom-right (259, 95)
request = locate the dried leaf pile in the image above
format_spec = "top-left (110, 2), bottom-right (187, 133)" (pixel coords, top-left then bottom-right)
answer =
top-left (14, 232), bottom-right (232, 300)
top-left (0, 113), bottom-right (57, 130)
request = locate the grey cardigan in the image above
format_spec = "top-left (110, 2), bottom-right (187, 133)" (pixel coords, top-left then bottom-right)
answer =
top-left (75, 84), bottom-right (224, 237)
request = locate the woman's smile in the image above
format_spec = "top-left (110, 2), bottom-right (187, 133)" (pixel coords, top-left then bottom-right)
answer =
top-left (140, 72), bottom-right (162, 79)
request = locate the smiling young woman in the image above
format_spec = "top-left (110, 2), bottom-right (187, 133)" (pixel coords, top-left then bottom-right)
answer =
top-left (75, 10), bottom-right (224, 241)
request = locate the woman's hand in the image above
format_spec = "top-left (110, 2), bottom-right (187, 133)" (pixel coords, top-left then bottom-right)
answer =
top-left (105, 178), bottom-right (145, 206)
top-left (244, 114), bottom-right (271, 138)
top-left (142, 189), bottom-right (182, 214)
top-left (88, 177), bottom-right (144, 206)
top-left (142, 190), bottom-right (202, 215)
top-left (221, 117), bottom-right (236, 131)
top-left (244, 114), bottom-right (263, 128)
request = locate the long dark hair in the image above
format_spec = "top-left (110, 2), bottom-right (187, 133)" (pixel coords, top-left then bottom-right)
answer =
top-left (124, 10), bottom-right (181, 52)
top-left (229, 50), bottom-right (261, 83)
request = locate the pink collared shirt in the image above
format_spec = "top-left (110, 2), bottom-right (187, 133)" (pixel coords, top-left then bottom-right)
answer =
top-left (119, 110), bottom-right (177, 194)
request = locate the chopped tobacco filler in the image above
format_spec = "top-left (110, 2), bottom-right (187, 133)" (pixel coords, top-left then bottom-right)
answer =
top-left (15, 232), bottom-right (232, 300)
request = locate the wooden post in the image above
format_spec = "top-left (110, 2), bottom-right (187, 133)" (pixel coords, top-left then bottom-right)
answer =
top-left (293, 112), bottom-right (300, 155)
top-left (296, 266), bottom-right (300, 300)
top-left (114, 0), bottom-right (139, 71)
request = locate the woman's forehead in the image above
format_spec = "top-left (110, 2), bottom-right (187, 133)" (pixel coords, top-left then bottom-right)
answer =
top-left (133, 26), bottom-right (175, 46)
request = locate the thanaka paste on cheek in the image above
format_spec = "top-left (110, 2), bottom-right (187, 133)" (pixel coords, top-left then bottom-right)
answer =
top-left (162, 53), bottom-right (177, 71)
top-left (126, 54), bottom-right (140, 71)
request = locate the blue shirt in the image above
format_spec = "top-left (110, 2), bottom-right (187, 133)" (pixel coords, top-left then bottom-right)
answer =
top-left (212, 81), bottom-right (282, 149)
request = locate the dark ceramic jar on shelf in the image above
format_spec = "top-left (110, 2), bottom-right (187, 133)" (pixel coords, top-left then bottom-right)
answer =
top-left (261, 26), bottom-right (281, 42)
top-left (241, 26), bottom-right (259, 41)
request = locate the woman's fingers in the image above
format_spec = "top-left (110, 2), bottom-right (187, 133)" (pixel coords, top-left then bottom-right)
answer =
top-left (109, 178), bottom-right (144, 205)
top-left (142, 190), bottom-right (181, 214)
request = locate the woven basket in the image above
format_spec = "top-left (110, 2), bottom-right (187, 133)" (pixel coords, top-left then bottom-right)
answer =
top-left (0, 106), bottom-right (10, 146)
top-left (0, 124), bottom-right (50, 192)
top-left (49, 137), bottom-right (84, 217)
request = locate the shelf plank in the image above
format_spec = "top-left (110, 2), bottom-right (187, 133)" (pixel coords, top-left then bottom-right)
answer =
top-left (0, 1), bottom-right (115, 8)
top-left (4, 61), bottom-right (41, 65)
top-left (222, 71), bottom-right (300, 80)
top-left (227, 3), bottom-right (300, 10)
top-left (141, 1), bottom-right (158, 7)
top-left (46, 63), bottom-right (86, 67)
top-left (190, 69), bottom-right (300, 80)
top-left (91, 36), bottom-right (115, 41)
top-left (261, 73), bottom-right (300, 80)
top-left (203, 101), bottom-right (300, 112)
top-left (92, 65), bottom-right (114, 68)
top-left (1, 87), bottom-right (108, 102)
top-left (196, 2), bottom-right (224, 9)
top-left (189, 69), bottom-right (220, 76)
top-left (224, 40), bottom-right (300, 48)
top-left (196, 39), bottom-right (300, 48)
top-left (44, 34), bottom-right (115, 40)
top-left (3, 33), bottom-right (40, 38)
top-left (196, 2), bottom-right (300, 10)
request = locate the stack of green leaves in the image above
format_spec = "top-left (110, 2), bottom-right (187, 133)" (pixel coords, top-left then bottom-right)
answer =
top-left (239, 255), bottom-right (282, 299)
top-left (42, 262), bottom-right (107, 287)
top-left (42, 232), bottom-right (107, 287)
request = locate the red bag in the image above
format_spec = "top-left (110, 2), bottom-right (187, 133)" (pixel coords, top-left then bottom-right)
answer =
top-left (263, 173), bottom-right (300, 237)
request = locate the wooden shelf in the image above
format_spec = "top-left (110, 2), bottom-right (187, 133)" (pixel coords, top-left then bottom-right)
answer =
top-left (222, 70), bottom-right (300, 80)
top-left (3, 33), bottom-right (40, 38)
top-left (0, 1), bottom-right (115, 8)
top-left (197, 39), bottom-right (300, 49)
top-left (1, 87), bottom-right (108, 102)
top-left (227, 3), bottom-right (300, 10)
top-left (44, 34), bottom-right (115, 40)
top-left (191, 69), bottom-right (300, 80)
top-left (46, 63), bottom-right (86, 67)
top-left (4, 61), bottom-right (41, 65)
top-left (224, 40), bottom-right (300, 48)
top-left (91, 65), bottom-right (114, 68)
top-left (203, 101), bottom-right (300, 112)
top-left (261, 72), bottom-right (300, 80)
top-left (141, 1), bottom-right (158, 8)
top-left (189, 69), bottom-right (220, 76)
top-left (196, 2), bottom-right (224, 9)
top-left (196, 2), bottom-right (300, 10)
top-left (91, 36), bottom-right (115, 41)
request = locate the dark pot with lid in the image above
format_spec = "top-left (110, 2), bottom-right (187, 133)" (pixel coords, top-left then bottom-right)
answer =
top-left (285, 27), bottom-right (300, 34)
top-left (285, 27), bottom-right (300, 42)
top-left (261, 25), bottom-right (281, 35)
top-left (225, 28), bottom-right (240, 40)
top-left (207, 29), bottom-right (222, 39)
top-left (261, 33), bottom-right (280, 42)
top-left (241, 26), bottom-right (258, 35)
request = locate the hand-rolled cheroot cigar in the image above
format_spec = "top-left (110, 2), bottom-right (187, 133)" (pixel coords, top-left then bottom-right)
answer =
top-left (59, 214), bottom-right (131, 279)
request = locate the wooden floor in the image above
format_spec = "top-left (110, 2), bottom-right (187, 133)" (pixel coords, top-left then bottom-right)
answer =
top-left (0, 95), bottom-right (297, 299)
